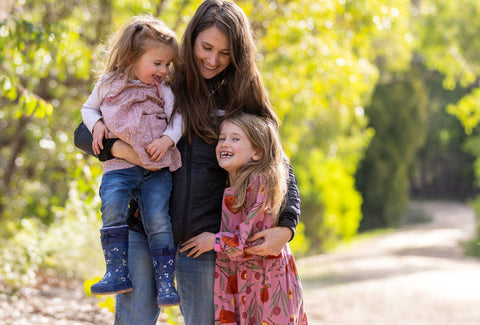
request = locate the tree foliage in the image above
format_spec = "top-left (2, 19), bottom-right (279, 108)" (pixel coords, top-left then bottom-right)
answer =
top-left (1, 0), bottom-right (410, 259)
top-left (410, 69), bottom-right (476, 200)
top-left (3, 0), bottom-right (480, 284)
top-left (409, 0), bottom-right (480, 255)
top-left (243, 0), bottom-right (413, 249)
top-left (357, 71), bottom-right (428, 230)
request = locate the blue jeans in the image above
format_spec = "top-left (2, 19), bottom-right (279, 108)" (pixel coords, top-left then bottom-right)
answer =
top-left (115, 231), bottom-right (215, 325)
top-left (99, 166), bottom-right (174, 251)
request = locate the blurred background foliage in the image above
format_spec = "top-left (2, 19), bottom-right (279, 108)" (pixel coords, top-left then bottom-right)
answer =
top-left (2, 0), bottom-right (480, 306)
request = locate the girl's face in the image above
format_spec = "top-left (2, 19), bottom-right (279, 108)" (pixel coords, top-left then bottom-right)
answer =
top-left (193, 26), bottom-right (232, 80)
top-left (132, 42), bottom-right (175, 85)
top-left (216, 121), bottom-right (261, 180)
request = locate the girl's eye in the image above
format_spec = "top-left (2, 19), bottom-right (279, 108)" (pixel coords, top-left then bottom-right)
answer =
top-left (202, 45), bottom-right (212, 51)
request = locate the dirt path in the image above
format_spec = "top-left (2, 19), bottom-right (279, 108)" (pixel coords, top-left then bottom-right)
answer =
top-left (300, 201), bottom-right (480, 325)
top-left (2, 201), bottom-right (478, 324)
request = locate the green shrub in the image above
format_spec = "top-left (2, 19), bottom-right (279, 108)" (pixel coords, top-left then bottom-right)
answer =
top-left (0, 181), bottom-right (103, 289)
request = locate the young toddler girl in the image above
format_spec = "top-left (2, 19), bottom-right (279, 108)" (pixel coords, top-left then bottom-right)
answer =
top-left (81, 15), bottom-right (182, 307)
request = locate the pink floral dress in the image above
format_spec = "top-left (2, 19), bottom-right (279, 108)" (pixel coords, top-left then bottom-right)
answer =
top-left (214, 176), bottom-right (308, 325)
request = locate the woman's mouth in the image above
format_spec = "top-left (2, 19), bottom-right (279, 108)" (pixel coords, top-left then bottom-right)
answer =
top-left (202, 62), bottom-right (218, 71)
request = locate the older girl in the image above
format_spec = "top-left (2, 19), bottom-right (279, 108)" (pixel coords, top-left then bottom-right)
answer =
top-left (183, 113), bottom-right (308, 324)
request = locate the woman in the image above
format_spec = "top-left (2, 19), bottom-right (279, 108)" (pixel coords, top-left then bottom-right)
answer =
top-left (74, 1), bottom-right (300, 324)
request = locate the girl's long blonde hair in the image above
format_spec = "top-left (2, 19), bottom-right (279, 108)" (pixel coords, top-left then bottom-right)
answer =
top-left (223, 113), bottom-right (287, 223)
top-left (99, 15), bottom-right (178, 87)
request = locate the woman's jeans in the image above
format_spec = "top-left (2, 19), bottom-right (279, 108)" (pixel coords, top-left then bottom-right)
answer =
top-left (100, 166), bottom-right (174, 251)
top-left (115, 230), bottom-right (216, 325)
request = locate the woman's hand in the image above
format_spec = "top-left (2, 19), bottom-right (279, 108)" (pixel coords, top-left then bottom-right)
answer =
top-left (111, 140), bottom-right (142, 166)
top-left (180, 232), bottom-right (215, 258)
top-left (244, 227), bottom-right (293, 256)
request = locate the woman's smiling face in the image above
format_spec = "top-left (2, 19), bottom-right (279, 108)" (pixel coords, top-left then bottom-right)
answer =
top-left (193, 26), bottom-right (232, 79)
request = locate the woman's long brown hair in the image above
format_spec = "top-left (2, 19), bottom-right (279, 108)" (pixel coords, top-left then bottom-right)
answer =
top-left (173, 0), bottom-right (279, 144)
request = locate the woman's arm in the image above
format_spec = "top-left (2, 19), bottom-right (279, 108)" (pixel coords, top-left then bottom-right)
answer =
top-left (277, 164), bottom-right (301, 236)
top-left (74, 122), bottom-right (141, 165)
top-left (74, 122), bottom-right (118, 161)
top-left (244, 164), bottom-right (300, 256)
top-left (111, 139), bottom-right (142, 166)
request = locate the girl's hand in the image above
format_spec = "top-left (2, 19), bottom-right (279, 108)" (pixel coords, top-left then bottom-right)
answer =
top-left (92, 120), bottom-right (109, 155)
top-left (180, 232), bottom-right (215, 258)
top-left (244, 227), bottom-right (292, 256)
top-left (146, 136), bottom-right (174, 162)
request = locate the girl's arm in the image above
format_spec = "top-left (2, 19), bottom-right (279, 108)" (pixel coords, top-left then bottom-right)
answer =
top-left (216, 178), bottom-right (270, 261)
top-left (162, 85), bottom-right (184, 145)
top-left (145, 86), bottom-right (183, 162)
top-left (244, 164), bottom-right (300, 256)
top-left (180, 177), bottom-right (268, 261)
top-left (76, 77), bottom-right (119, 161)
top-left (81, 77), bottom-right (105, 133)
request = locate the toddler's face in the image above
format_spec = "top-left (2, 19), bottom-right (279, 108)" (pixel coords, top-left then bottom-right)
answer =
top-left (132, 42), bottom-right (175, 85)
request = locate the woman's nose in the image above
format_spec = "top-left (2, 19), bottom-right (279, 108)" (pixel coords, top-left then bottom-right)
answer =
top-left (206, 53), bottom-right (218, 65)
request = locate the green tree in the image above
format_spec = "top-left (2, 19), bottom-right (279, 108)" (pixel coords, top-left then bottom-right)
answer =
top-left (243, 0), bottom-right (413, 250)
top-left (410, 0), bottom-right (480, 254)
top-left (2, 0), bottom-right (447, 282)
top-left (410, 69), bottom-right (476, 200)
top-left (356, 71), bottom-right (428, 230)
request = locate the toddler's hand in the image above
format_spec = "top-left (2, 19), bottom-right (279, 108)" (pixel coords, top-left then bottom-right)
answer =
top-left (146, 136), bottom-right (174, 162)
top-left (92, 120), bottom-right (109, 155)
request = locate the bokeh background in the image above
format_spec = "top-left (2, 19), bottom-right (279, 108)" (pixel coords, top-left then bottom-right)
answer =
top-left (2, 0), bottom-right (480, 323)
